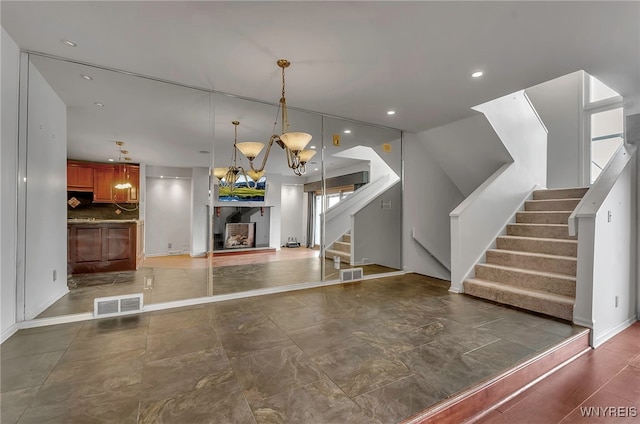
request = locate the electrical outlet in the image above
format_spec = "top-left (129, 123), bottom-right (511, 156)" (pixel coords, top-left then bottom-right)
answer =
top-left (53, 269), bottom-right (57, 281)
top-left (168, 242), bottom-right (172, 248)
top-left (615, 295), bottom-right (619, 308)
top-left (144, 276), bottom-right (154, 289)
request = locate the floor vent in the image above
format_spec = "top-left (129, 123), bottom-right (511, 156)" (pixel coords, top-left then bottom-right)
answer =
top-left (340, 268), bottom-right (364, 282)
top-left (168, 250), bottom-right (183, 256)
top-left (94, 293), bottom-right (143, 318)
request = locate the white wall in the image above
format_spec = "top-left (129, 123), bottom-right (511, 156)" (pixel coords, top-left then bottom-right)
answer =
top-left (145, 177), bottom-right (192, 256)
top-left (402, 133), bottom-right (465, 280)
top-left (625, 114), bottom-right (640, 319)
top-left (526, 71), bottom-right (583, 189)
top-left (353, 182), bottom-right (402, 269)
top-left (265, 173), bottom-right (282, 249)
top-left (24, 62), bottom-right (69, 320)
top-left (417, 113), bottom-right (511, 197)
top-left (591, 154), bottom-right (636, 346)
top-left (1, 28), bottom-right (20, 340)
top-left (190, 167), bottom-right (209, 256)
top-left (571, 144), bottom-right (637, 346)
top-left (280, 184), bottom-right (305, 245)
top-left (450, 91), bottom-right (547, 292)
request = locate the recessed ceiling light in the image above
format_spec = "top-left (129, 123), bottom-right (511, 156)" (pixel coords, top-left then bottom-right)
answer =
top-left (160, 176), bottom-right (164, 179)
top-left (314, 168), bottom-right (319, 171)
top-left (81, 74), bottom-right (93, 81)
top-left (199, 150), bottom-right (209, 154)
top-left (387, 110), bottom-right (396, 115)
top-left (344, 130), bottom-right (351, 134)
top-left (471, 71), bottom-right (484, 78)
top-left (310, 145), bottom-right (316, 149)
top-left (94, 102), bottom-right (104, 107)
top-left (108, 158), bottom-right (114, 162)
top-left (62, 39), bottom-right (77, 47)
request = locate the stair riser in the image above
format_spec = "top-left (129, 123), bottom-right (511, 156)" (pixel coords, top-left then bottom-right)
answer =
top-left (507, 224), bottom-right (575, 240)
top-left (497, 237), bottom-right (577, 257)
top-left (464, 281), bottom-right (573, 321)
top-left (533, 188), bottom-right (588, 200)
top-left (516, 212), bottom-right (571, 224)
top-left (324, 250), bottom-right (351, 264)
top-left (486, 251), bottom-right (577, 276)
top-left (475, 264), bottom-right (576, 297)
top-left (332, 241), bottom-right (351, 253)
top-left (525, 199), bottom-right (580, 211)
top-left (342, 235), bottom-right (351, 243)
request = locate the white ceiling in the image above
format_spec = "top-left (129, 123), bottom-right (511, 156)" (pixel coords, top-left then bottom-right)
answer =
top-left (3, 1), bottom-right (639, 174)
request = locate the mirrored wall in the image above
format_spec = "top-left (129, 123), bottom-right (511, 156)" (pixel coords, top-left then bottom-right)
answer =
top-left (20, 52), bottom-right (402, 320)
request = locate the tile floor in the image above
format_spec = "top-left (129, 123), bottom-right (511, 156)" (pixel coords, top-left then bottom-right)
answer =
top-left (477, 321), bottom-right (640, 424)
top-left (38, 250), bottom-right (397, 318)
top-left (1, 273), bottom-right (586, 424)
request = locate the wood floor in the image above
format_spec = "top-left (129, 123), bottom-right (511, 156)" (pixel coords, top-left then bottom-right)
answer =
top-left (475, 321), bottom-right (640, 423)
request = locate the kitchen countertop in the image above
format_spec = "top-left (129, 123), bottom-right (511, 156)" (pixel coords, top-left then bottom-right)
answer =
top-left (67, 219), bottom-right (141, 224)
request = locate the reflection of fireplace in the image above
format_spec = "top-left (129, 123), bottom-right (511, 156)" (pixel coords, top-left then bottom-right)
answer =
top-left (224, 222), bottom-right (256, 249)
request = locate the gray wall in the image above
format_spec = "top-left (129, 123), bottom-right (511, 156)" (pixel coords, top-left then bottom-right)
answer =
top-left (353, 182), bottom-right (402, 269)
top-left (402, 132), bottom-right (465, 280)
top-left (417, 113), bottom-right (511, 197)
top-left (526, 71), bottom-right (583, 189)
top-left (1, 28), bottom-right (20, 340)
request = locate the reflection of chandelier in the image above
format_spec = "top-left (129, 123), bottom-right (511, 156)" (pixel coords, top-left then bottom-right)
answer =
top-left (213, 121), bottom-right (255, 191)
top-left (236, 59), bottom-right (316, 176)
top-left (114, 141), bottom-right (132, 190)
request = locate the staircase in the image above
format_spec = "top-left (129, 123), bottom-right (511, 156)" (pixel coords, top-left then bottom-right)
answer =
top-left (325, 232), bottom-right (351, 264)
top-left (464, 187), bottom-right (588, 321)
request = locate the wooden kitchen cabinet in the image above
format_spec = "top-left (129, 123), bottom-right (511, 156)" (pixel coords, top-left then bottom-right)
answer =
top-left (67, 161), bottom-right (94, 191)
top-left (93, 166), bottom-right (116, 203)
top-left (127, 166), bottom-right (140, 203)
top-left (67, 220), bottom-right (143, 274)
top-left (90, 164), bottom-right (140, 204)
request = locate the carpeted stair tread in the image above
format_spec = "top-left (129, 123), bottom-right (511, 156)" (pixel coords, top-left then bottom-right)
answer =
top-left (496, 235), bottom-right (577, 257)
top-left (532, 187), bottom-right (589, 200)
top-left (507, 223), bottom-right (575, 240)
top-left (516, 211), bottom-right (573, 224)
top-left (464, 278), bottom-right (574, 320)
top-left (325, 249), bottom-right (350, 264)
top-left (476, 262), bottom-right (577, 281)
top-left (475, 263), bottom-right (576, 297)
top-left (486, 249), bottom-right (577, 276)
top-left (525, 198), bottom-right (582, 211)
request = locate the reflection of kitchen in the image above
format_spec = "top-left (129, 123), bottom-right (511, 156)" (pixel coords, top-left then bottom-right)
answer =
top-left (66, 159), bottom-right (144, 276)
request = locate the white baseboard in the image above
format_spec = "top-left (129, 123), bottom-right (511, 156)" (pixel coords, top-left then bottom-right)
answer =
top-left (592, 316), bottom-right (638, 348)
top-left (1, 323), bottom-right (19, 344)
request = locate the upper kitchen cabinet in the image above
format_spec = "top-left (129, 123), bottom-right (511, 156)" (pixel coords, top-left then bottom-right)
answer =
top-left (67, 161), bottom-right (94, 191)
top-left (92, 163), bottom-right (140, 203)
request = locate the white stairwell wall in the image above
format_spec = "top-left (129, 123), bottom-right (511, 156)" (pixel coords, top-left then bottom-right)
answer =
top-left (322, 146), bottom-right (400, 248)
top-left (450, 90), bottom-right (548, 293)
top-left (570, 142), bottom-right (637, 347)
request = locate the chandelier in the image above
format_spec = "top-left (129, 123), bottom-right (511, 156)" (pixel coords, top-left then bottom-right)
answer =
top-left (213, 121), bottom-right (258, 191)
top-left (235, 59), bottom-right (316, 176)
top-left (114, 141), bottom-right (132, 190)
